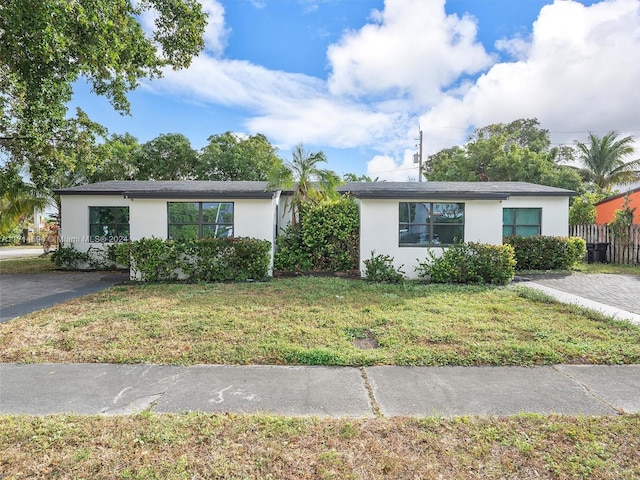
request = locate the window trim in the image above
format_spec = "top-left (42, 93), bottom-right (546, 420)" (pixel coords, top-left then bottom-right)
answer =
top-left (399, 202), bottom-right (465, 247)
top-left (167, 201), bottom-right (234, 240)
top-left (88, 206), bottom-right (130, 243)
top-left (502, 207), bottom-right (542, 237)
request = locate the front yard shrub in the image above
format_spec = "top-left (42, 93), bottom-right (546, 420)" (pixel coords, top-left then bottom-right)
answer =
top-left (416, 242), bottom-right (516, 285)
top-left (504, 235), bottom-right (586, 270)
top-left (128, 237), bottom-right (271, 282)
top-left (363, 251), bottom-right (405, 283)
top-left (275, 197), bottom-right (359, 273)
top-left (51, 244), bottom-right (122, 270)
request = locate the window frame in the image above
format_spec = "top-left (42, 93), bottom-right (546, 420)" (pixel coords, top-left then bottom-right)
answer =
top-left (88, 206), bottom-right (130, 243)
top-left (502, 207), bottom-right (542, 237)
top-left (167, 201), bottom-right (234, 240)
top-left (399, 202), bottom-right (465, 246)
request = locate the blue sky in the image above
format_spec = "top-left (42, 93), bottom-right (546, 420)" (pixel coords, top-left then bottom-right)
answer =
top-left (71, 0), bottom-right (640, 180)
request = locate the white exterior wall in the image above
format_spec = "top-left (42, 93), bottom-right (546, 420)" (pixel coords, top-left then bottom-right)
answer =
top-left (502, 196), bottom-right (570, 237)
top-left (60, 195), bottom-right (277, 259)
top-left (60, 195), bottom-right (130, 252)
top-left (359, 198), bottom-right (506, 279)
top-left (359, 196), bottom-right (570, 279)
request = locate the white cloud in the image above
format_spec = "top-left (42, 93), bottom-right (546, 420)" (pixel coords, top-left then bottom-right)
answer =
top-left (201, 0), bottom-right (229, 56)
top-left (421, 0), bottom-right (640, 154)
top-left (326, 0), bottom-right (493, 104)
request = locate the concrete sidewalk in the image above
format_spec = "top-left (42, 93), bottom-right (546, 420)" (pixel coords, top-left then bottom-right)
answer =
top-left (1, 363), bottom-right (638, 417)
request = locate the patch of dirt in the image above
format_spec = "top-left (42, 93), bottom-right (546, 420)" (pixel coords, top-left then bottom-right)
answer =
top-left (354, 336), bottom-right (378, 350)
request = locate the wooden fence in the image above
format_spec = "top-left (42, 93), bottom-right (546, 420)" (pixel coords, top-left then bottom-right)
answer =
top-left (569, 224), bottom-right (640, 265)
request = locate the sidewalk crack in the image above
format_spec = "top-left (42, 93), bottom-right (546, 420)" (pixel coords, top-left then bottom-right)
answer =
top-left (551, 365), bottom-right (624, 415)
top-left (359, 367), bottom-right (383, 418)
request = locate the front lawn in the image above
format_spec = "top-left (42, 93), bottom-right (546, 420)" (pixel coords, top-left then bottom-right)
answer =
top-left (0, 255), bottom-right (57, 274)
top-left (1, 277), bottom-right (638, 366)
top-left (1, 413), bottom-right (639, 479)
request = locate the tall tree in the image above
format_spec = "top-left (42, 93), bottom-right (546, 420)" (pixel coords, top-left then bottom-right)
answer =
top-left (135, 133), bottom-right (198, 180)
top-left (574, 131), bottom-right (640, 193)
top-left (198, 132), bottom-right (282, 181)
top-left (424, 118), bottom-right (583, 191)
top-left (267, 143), bottom-right (341, 228)
top-left (0, 0), bottom-right (206, 182)
top-left (87, 133), bottom-right (141, 183)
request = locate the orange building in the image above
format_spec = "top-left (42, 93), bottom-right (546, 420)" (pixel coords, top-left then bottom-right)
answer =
top-left (595, 187), bottom-right (640, 225)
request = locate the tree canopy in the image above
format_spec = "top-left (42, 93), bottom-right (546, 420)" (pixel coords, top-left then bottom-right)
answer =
top-left (198, 132), bottom-right (283, 181)
top-left (0, 0), bottom-right (206, 150)
top-left (424, 118), bottom-right (583, 191)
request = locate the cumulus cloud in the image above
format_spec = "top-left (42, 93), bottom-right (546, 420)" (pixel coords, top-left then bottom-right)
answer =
top-left (420, 0), bottom-right (640, 155)
top-left (327, 0), bottom-right (493, 104)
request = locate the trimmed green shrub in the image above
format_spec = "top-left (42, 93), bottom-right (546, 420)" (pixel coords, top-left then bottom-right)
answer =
top-left (363, 251), bottom-right (405, 283)
top-left (275, 197), bottom-right (359, 273)
top-left (504, 235), bottom-right (586, 270)
top-left (416, 242), bottom-right (516, 285)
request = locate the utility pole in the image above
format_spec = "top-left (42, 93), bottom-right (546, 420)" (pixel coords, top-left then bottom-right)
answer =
top-left (413, 128), bottom-right (424, 182)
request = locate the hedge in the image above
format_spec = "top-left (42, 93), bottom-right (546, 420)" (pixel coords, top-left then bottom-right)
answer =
top-left (503, 235), bottom-right (586, 270)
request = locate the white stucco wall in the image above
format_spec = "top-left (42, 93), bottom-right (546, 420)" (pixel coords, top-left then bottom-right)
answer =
top-left (59, 195), bottom-right (130, 252)
top-left (359, 195), bottom-right (570, 279)
top-left (59, 195), bottom-right (277, 257)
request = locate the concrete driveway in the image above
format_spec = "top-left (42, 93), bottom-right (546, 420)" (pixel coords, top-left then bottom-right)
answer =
top-left (0, 271), bottom-right (129, 323)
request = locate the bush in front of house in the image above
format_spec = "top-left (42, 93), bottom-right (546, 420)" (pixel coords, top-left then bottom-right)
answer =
top-left (53, 237), bottom-right (271, 282)
top-left (416, 242), bottom-right (516, 285)
top-left (125, 237), bottom-right (271, 282)
top-left (274, 197), bottom-right (359, 273)
top-left (504, 235), bottom-right (586, 270)
top-left (362, 251), bottom-right (405, 283)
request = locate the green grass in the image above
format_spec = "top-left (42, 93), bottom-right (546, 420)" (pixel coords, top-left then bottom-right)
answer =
top-left (0, 255), bottom-right (56, 274)
top-left (571, 262), bottom-right (640, 275)
top-left (1, 277), bottom-right (638, 366)
top-left (1, 413), bottom-right (638, 479)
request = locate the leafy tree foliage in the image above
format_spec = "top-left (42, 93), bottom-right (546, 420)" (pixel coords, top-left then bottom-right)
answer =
top-left (424, 118), bottom-right (583, 191)
top-left (268, 143), bottom-right (341, 228)
top-left (575, 131), bottom-right (640, 193)
top-left (568, 193), bottom-right (603, 226)
top-left (198, 132), bottom-right (282, 181)
top-left (135, 133), bottom-right (198, 180)
top-left (0, 0), bottom-right (206, 145)
top-left (87, 133), bottom-right (141, 183)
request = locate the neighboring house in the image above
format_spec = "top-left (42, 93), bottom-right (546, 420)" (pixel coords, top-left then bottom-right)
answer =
top-left (55, 180), bottom-right (575, 279)
top-left (595, 187), bottom-right (640, 225)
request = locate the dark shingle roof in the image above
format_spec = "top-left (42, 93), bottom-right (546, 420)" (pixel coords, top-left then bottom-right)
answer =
top-left (54, 181), bottom-right (276, 199)
top-left (338, 182), bottom-right (576, 200)
top-left (55, 180), bottom-right (576, 200)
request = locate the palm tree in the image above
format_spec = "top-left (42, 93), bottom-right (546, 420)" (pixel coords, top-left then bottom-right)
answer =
top-left (267, 143), bottom-right (341, 228)
top-left (575, 131), bottom-right (640, 193)
top-left (0, 179), bottom-right (48, 236)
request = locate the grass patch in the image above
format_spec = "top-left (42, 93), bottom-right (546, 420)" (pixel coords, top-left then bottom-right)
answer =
top-left (0, 413), bottom-right (638, 479)
top-left (1, 277), bottom-right (638, 366)
top-left (571, 262), bottom-right (640, 275)
top-left (0, 255), bottom-right (56, 274)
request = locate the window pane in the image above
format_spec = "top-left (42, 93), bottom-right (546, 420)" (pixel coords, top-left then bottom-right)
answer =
top-left (116, 207), bottom-right (130, 223)
top-left (202, 202), bottom-right (233, 223)
top-left (90, 224), bottom-right (116, 241)
top-left (516, 208), bottom-right (541, 225)
top-left (168, 203), bottom-right (199, 223)
top-left (399, 224), bottom-right (429, 245)
top-left (203, 224), bottom-right (233, 238)
top-left (515, 225), bottom-right (540, 237)
top-left (90, 207), bottom-right (115, 224)
top-left (433, 225), bottom-right (464, 244)
top-left (169, 224), bottom-right (198, 241)
top-left (118, 224), bottom-right (130, 240)
top-left (503, 226), bottom-right (514, 237)
top-left (503, 208), bottom-right (515, 225)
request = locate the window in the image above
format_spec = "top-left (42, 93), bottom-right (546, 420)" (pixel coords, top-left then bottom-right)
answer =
top-left (89, 207), bottom-right (130, 242)
top-left (503, 208), bottom-right (541, 237)
top-left (168, 202), bottom-right (233, 240)
top-left (399, 202), bottom-right (464, 246)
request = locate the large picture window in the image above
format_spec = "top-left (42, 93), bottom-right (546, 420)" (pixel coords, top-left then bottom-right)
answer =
top-left (89, 206), bottom-right (130, 242)
top-left (399, 202), bottom-right (464, 246)
top-left (503, 208), bottom-right (541, 237)
top-left (168, 202), bottom-right (234, 240)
